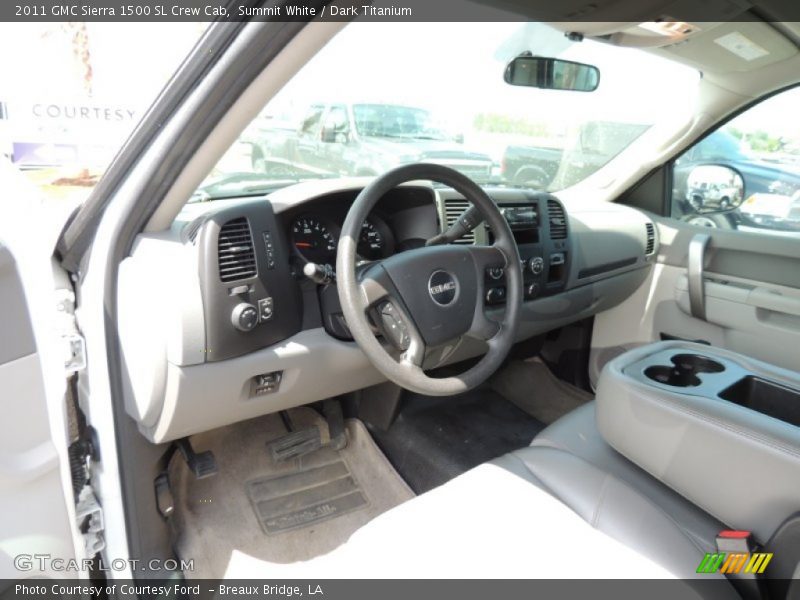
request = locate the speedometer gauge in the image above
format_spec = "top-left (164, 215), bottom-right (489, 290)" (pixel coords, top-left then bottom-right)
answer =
top-left (358, 221), bottom-right (385, 260)
top-left (291, 217), bottom-right (337, 267)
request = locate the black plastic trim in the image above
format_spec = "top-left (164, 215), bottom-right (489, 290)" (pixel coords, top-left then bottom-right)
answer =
top-left (577, 257), bottom-right (637, 279)
top-left (199, 202), bottom-right (302, 362)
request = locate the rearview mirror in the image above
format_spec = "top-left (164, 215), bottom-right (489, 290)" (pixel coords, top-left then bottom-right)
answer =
top-left (686, 165), bottom-right (745, 213)
top-left (504, 56), bottom-right (600, 92)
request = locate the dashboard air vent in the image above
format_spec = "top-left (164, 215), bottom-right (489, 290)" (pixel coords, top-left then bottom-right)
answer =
top-left (547, 199), bottom-right (567, 239)
top-left (217, 217), bottom-right (257, 282)
top-left (444, 198), bottom-right (475, 244)
top-left (645, 222), bottom-right (656, 255)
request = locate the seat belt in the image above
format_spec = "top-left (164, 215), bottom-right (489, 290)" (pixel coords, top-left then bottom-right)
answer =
top-left (712, 530), bottom-right (768, 600)
top-left (763, 513), bottom-right (800, 600)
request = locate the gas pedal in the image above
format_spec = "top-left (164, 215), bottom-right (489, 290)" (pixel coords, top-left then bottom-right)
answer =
top-left (268, 427), bottom-right (323, 463)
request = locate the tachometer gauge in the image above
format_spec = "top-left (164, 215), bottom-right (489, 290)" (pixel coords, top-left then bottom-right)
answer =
top-left (291, 217), bottom-right (337, 267)
top-left (358, 220), bottom-right (385, 260)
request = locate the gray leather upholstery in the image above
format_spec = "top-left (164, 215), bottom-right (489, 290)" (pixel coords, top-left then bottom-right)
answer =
top-left (495, 402), bottom-right (731, 582)
top-left (595, 341), bottom-right (800, 543)
top-left (532, 403), bottom-right (728, 553)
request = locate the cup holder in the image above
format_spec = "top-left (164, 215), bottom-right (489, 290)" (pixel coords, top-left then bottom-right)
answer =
top-left (644, 365), bottom-right (702, 387)
top-left (670, 354), bottom-right (725, 374)
top-left (644, 353), bottom-right (725, 388)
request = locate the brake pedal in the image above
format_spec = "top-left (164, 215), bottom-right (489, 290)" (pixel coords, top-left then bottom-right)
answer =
top-left (268, 427), bottom-right (322, 463)
top-left (175, 438), bottom-right (218, 479)
top-left (322, 399), bottom-right (347, 452)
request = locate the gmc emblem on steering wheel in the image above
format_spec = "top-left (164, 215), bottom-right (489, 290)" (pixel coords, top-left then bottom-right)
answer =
top-left (428, 271), bottom-right (458, 306)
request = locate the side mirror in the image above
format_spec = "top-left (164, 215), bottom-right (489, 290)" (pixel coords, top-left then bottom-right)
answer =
top-left (504, 56), bottom-right (599, 92)
top-left (685, 165), bottom-right (745, 213)
top-left (321, 127), bottom-right (348, 144)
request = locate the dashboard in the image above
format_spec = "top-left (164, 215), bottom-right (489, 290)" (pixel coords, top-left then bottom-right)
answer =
top-left (117, 178), bottom-right (659, 443)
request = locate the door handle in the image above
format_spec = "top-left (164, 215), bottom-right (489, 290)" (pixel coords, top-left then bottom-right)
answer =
top-left (688, 233), bottom-right (710, 320)
top-left (747, 288), bottom-right (800, 318)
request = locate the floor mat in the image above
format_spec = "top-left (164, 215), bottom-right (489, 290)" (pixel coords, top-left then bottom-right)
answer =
top-left (169, 408), bottom-right (413, 578)
top-left (246, 460), bottom-right (367, 535)
top-left (489, 357), bottom-right (593, 425)
top-left (368, 388), bottom-right (545, 494)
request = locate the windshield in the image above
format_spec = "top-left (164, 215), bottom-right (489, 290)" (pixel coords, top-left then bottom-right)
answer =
top-left (352, 105), bottom-right (450, 140)
top-left (196, 22), bottom-right (699, 201)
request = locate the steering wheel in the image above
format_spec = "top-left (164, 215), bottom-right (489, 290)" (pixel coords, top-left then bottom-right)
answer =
top-left (336, 164), bottom-right (523, 396)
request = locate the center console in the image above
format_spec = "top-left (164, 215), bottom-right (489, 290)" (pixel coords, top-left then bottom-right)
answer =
top-left (596, 341), bottom-right (800, 542)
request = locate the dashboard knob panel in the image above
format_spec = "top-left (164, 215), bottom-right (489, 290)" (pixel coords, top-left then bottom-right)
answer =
top-left (529, 256), bottom-right (544, 275)
top-left (231, 303), bottom-right (259, 332)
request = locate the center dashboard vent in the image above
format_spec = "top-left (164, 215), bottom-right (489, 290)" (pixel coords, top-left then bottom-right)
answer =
top-left (645, 222), bottom-right (656, 255)
top-left (547, 199), bottom-right (567, 239)
top-left (444, 198), bottom-right (475, 244)
top-left (217, 217), bottom-right (257, 282)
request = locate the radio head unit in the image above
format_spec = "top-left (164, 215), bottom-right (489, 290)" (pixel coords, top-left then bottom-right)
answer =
top-left (500, 204), bottom-right (538, 229)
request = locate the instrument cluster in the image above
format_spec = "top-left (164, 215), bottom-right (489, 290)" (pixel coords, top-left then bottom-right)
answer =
top-left (289, 214), bottom-right (395, 269)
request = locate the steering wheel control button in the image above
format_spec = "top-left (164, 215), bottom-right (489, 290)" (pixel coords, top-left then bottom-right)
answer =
top-left (258, 297), bottom-right (274, 321)
top-left (487, 266), bottom-right (504, 280)
top-left (428, 270), bottom-right (459, 306)
top-left (231, 303), bottom-right (259, 332)
top-left (379, 302), bottom-right (410, 350)
top-left (529, 256), bottom-right (544, 275)
top-left (486, 287), bottom-right (506, 305)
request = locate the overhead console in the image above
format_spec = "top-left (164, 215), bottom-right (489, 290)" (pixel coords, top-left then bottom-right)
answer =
top-left (596, 341), bottom-right (800, 543)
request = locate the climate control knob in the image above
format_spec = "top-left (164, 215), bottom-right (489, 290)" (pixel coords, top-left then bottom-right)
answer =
top-left (231, 303), bottom-right (259, 332)
top-left (529, 256), bottom-right (544, 275)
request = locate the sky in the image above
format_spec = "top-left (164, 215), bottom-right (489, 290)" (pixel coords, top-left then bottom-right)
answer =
top-left (0, 20), bottom-right (796, 169)
top-left (727, 87), bottom-right (800, 141)
top-left (0, 22), bottom-right (206, 104)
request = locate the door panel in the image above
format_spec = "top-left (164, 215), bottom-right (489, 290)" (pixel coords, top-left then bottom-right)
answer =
top-left (0, 243), bottom-right (76, 579)
top-left (590, 217), bottom-right (800, 387)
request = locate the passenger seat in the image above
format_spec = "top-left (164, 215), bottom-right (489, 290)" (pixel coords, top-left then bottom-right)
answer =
top-left (511, 402), bottom-right (728, 576)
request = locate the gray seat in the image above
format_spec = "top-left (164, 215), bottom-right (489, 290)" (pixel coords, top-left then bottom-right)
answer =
top-left (496, 402), bottom-right (729, 578)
